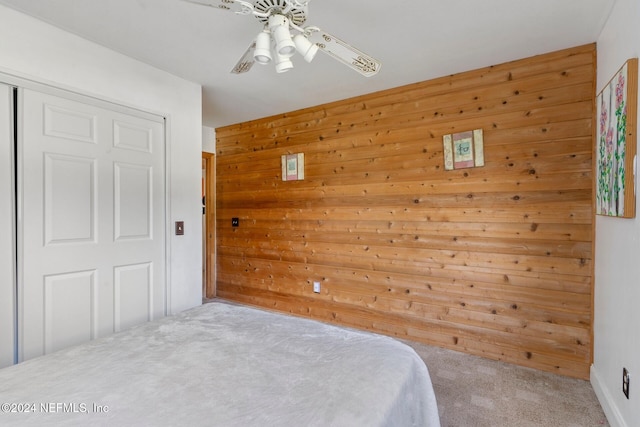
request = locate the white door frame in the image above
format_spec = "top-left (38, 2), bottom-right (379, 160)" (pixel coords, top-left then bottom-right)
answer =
top-left (0, 83), bottom-right (16, 368)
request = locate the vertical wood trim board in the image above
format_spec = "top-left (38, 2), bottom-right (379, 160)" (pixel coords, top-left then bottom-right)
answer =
top-left (215, 44), bottom-right (596, 379)
top-left (203, 152), bottom-right (216, 299)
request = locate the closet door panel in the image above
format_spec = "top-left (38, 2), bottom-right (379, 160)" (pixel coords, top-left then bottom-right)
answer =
top-left (0, 84), bottom-right (15, 368)
top-left (44, 153), bottom-right (96, 244)
top-left (43, 270), bottom-right (95, 354)
top-left (19, 88), bottom-right (166, 361)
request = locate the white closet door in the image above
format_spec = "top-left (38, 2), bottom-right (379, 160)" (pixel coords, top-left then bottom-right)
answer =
top-left (0, 84), bottom-right (15, 368)
top-left (19, 88), bottom-right (166, 362)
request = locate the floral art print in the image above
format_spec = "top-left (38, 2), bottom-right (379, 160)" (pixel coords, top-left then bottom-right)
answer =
top-left (596, 60), bottom-right (637, 217)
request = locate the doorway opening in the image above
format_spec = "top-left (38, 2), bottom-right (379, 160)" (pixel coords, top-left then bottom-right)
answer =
top-left (202, 152), bottom-right (216, 300)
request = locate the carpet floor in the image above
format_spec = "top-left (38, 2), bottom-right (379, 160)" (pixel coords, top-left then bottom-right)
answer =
top-left (402, 339), bottom-right (609, 427)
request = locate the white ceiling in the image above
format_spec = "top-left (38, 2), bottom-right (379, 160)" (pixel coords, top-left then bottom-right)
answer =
top-left (0, 0), bottom-right (615, 128)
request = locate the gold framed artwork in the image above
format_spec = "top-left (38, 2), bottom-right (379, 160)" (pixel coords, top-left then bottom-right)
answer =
top-left (281, 153), bottom-right (305, 181)
top-left (443, 129), bottom-right (484, 170)
top-left (596, 58), bottom-right (638, 218)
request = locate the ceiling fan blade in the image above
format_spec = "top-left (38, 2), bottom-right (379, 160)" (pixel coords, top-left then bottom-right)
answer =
top-left (230, 41), bottom-right (256, 74)
top-left (181, 0), bottom-right (254, 15)
top-left (306, 29), bottom-right (381, 77)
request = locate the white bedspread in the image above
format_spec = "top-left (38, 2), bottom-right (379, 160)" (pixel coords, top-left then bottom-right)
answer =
top-left (0, 301), bottom-right (440, 426)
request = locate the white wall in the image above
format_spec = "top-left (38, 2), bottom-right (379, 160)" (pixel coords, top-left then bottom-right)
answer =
top-left (592, 0), bottom-right (640, 426)
top-left (0, 5), bottom-right (203, 316)
top-left (203, 126), bottom-right (216, 153)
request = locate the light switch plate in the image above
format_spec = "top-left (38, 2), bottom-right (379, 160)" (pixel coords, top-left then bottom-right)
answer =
top-left (175, 221), bottom-right (184, 235)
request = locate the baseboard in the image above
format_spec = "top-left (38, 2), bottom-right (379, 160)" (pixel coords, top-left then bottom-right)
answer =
top-left (591, 364), bottom-right (627, 427)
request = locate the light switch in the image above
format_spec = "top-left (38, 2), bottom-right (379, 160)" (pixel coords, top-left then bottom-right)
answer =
top-left (175, 221), bottom-right (184, 235)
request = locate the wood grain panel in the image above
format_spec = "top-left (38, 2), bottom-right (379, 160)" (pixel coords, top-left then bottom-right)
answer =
top-left (215, 44), bottom-right (596, 379)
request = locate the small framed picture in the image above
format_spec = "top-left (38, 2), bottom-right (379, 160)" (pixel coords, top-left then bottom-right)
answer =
top-left (281, 153), bottom-right (305, 181)
top-left (443, 129), bottom-right (485, 170)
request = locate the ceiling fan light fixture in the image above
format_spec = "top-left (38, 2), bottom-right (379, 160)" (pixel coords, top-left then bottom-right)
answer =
top-left (182, 0), bottom-right (382, 77)
top-left (274, 51), bottom-right (294, 73)
top-left (293, 34), bottom-right (318, 63)
top-left (254, 30), bottom-right (272, 64)
top-left (269, 14), bottom-right (296, 57)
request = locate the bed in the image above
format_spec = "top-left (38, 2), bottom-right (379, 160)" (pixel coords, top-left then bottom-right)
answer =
top-left (0, 301), bottom-right (440, 426)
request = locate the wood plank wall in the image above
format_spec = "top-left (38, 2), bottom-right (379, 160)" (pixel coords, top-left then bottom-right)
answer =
top-left (215, 44), bottom-right (595, 379)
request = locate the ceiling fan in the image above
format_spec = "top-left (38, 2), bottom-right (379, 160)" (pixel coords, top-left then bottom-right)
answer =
top-left (182, 0), bottom-right (381, 76)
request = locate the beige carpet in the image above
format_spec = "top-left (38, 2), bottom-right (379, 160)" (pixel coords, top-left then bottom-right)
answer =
top-left (402, 339), bottom-right (609, 427)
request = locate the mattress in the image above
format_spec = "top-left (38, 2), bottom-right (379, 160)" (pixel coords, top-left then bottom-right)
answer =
top-left (0, 301), bottom-right (440, 426)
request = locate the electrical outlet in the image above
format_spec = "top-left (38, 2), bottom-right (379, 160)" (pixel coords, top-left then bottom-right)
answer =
top-left (313, 281), bottom-right (321, 293)
top-left (623, 368), bottom-right (630, 399)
